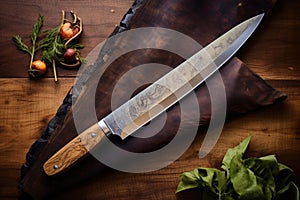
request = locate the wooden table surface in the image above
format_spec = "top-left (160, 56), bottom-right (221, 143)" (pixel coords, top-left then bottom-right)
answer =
top-left (0, 0), bottom-right (299, 199)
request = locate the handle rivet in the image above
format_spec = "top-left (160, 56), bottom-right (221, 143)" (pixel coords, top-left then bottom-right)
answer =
top-left (91, 132), bottom-right (97, 138)
top-left (53, 164), bottom-right (59, 170)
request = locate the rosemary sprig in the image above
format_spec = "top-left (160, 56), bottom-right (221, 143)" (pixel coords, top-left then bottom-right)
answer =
top-left (41, 25), bottom-right (84, 82)
top-left (13, 11), bottom-right (84, 82)
top-left (40, 11), bottom-right (84, 82)
top-left (12, 14), bottom-right (43, 70)
top-left (41, 27), bottom-right (85, 63)
top-left (41, 26), bottom-right (64, 63)
top-left (12, 36), bottom-right (31, 54)
top-left (40, 20), bottom-right (63, 82)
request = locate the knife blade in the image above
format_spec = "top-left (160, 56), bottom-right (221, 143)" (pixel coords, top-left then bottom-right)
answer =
top-left (43, 14), bottom-right (264, 176)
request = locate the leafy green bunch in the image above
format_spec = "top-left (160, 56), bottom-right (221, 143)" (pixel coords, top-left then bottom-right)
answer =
top-left (12, 13), bottom-right (84, 81)
top-left (40, 24), bottom-right (84, 65)
top-left (12, 14), bottom-right (43, 71)
top-left (176, 136), bottom-right (299, 200)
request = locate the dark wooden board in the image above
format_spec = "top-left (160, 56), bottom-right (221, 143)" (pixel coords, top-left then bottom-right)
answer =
top-left (0, 0), bottom-right (299, 199)
top-left (0, 0), bottom-right (133, 78)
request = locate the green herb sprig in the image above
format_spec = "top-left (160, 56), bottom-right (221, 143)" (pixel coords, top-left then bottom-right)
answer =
top-left (41, 26), bottom-right (84, 63)
top-left (12, 14), bottom-right (43, 70)
top-left (176, 136), bottom-right (299, 200)
top-left (40, 12), bottom-right (84, 82)
top-left (13, 11), bottom-right (84, 81)
top-left (41, 26), bottom-right (63, 63)
top-left (40, 24), bottom-right (62, 82)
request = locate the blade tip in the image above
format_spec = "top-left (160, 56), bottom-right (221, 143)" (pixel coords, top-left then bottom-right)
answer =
top-left (257, 13), bottom-right (265, 20)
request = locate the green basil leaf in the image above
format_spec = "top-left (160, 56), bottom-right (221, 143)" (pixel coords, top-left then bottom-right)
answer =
top-left (258, 155), bottom-right (280, 177)
top-left (256, 176), bottom-right (273, 200)
top-left (244, 156), bottom-right (277, 196)
top-left (222, 135), bottom-right (251, 173)
top-left (176, 167), bottom-right (228, 198)
top-left (176, 135), bottom-right (299, 200)
top-left (176, 168), bottom-right (201, 193)
top-left (198, 167), bottom-right (227, 196)
top-left (275, 181), bottom-right (299, 200)
top-left (275, 163), bottom-right (294, 191)
top-left (230, 155), bottom-right (265, 200)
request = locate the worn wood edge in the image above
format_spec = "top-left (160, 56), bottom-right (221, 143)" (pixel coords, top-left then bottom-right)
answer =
top-left (0, 77), bottom-right (75, 198)
top-left (0, 77), bottom-right (75, 169)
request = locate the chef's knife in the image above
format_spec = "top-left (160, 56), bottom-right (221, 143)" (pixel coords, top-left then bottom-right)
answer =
top-left (43, 14), bottom-right (264, 176)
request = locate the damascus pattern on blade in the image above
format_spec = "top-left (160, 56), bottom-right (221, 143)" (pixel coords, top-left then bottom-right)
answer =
top-left (101, 14), bottom-right (263, 139)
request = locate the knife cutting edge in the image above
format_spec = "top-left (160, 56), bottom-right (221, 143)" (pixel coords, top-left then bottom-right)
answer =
top-left (43, 14), bottom-right (264, 176)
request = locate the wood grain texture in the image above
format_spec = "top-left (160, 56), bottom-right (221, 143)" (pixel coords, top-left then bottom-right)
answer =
top-left (0, 0), bottom-right (133, 78)
top-left (0, 0), bottom-right (299, 199)
top-left (51, 84), bottom-right (300, 199)
top-left (237, 0), bottom-right (300, 81)
top-left (0, 78), bottom-right (74, 198)
top-left (43, 123), bottom-right (106, 176)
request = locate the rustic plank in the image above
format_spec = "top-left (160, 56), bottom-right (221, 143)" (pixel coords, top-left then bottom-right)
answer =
top-left (237, 0), bottom-right (300, 80)
top-left (45, 80), bottom-right (300, 199)
top-left (0, 0), bottom-right (134, 78)
top-left (1, 0), bottom-right (300, 80)
top-left (0, 78), bottom-right (74, 167)
top-left (0, 78), bottom-right (74, 198)
top-left (0, 81), bottom-right (298, 199)
top-left (0, 0), bottom-right (299, 199)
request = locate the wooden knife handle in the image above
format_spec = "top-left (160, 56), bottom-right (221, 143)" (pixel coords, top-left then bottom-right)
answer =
top-left (43, 123), bottom-right (106, 176)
